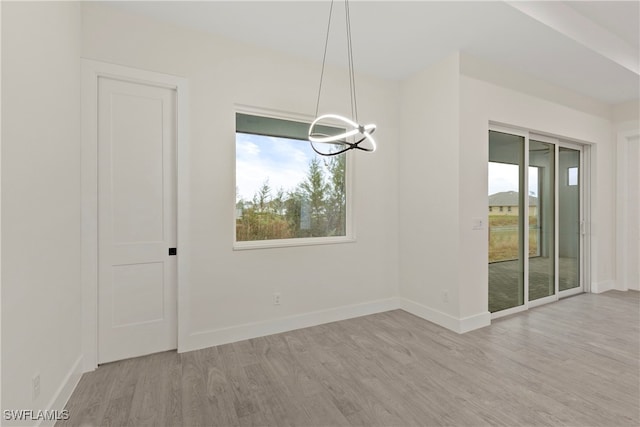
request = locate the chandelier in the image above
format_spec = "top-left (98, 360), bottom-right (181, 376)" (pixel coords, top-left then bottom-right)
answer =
top-left (308, 0), bottom-right (377, 157)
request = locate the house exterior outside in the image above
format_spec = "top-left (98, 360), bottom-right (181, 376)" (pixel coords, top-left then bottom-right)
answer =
top-left (489, 191), bottom-right (538, 216)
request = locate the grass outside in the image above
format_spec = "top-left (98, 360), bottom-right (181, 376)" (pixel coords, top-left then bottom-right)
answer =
top-left (489, 215), bottom-right (538, 262)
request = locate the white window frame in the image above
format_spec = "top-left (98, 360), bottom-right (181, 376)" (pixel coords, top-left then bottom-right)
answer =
top-left (233, 105), bottom-right (355, 250)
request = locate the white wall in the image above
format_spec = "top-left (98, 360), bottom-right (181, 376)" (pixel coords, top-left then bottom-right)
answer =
top-left (613, 100), bottom-right (640, 125)
top-left (614, 133), bottom-right (640, 292)
top-left (0, 0), bottom-right (4, 417)
top-left (1, 1), bottom-right (83, 422)
top-left (398, 53), bottom-right (464, 330)
top-left (613, 100), bottom-right (640, 291)
top-left (81, 3), bottom-right (400, 352)
top-left (398, 52), bottom-right (618, 332)
top-left (629, 138), bottom-right (640, 290)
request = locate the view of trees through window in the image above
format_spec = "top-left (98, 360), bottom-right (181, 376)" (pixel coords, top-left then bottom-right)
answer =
top-left (235, 126), bottom-right (347, 242)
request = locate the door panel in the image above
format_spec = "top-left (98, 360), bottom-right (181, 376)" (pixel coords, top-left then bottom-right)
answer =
top-left (488, 130), bottom-right (525, 313)
top-left (558, 147), bottom-right (581, 292)
top-left (98, 77), bottom-right (177, 364)
top-left (112, 262), bottom-right (165, 326)
top-left (528, 140), bottom-right (555, 301)
top-left (111, 90), bottom-right (165, 244)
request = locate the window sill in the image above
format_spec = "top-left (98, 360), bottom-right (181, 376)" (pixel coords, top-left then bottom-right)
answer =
top-left (233, 236), bottom-right (355, 251)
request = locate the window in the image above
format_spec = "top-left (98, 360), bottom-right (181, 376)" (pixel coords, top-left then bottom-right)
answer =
top-left (235, 112), bottom-right (351, 248)
top-left (508, 206), bottom-right (512, 212)
top-left (568, 166), bottom-right (578, 186)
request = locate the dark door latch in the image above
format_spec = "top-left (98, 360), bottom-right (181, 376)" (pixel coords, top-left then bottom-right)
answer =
top-left (169, 248), bottom-right (177, 256)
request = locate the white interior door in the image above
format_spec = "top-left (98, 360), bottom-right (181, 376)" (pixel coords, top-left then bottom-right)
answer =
top-left (98, 77), bottom-right (177, 364)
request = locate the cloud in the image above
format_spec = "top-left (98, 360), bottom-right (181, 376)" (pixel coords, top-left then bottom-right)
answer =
top-left (488, 162), bottom-right (539, 196)
top-left (236, 136), bottom-right (260, 157)
top-left (488, 162), bottom-right (518, 195)
top-left (236, 134), bottom-right (318, 201)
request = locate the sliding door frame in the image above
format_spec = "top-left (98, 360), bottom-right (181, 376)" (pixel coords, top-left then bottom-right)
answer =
top-left (489, 125), bottom-right (529, 318)
top-left (489, 124), bottom-right (590, 319)
top-left (555, 139), bottom-right (586, 298)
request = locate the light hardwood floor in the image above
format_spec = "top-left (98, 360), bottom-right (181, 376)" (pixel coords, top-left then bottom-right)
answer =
top-left (59, 291), bottom-right (639, 426)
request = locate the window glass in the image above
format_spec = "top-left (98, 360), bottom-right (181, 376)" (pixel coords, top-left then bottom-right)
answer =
top-left (235, 113), bottom-right (348, 245)
top-left (568, 167), bottom-right (578, 186)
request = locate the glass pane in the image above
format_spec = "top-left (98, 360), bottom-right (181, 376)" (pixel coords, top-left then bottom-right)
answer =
top-left (559, 147), bottom-right (580, 290)
top-left (488, 131), bottom-right (525, 313)
top-left (529, 141), bottom-right (555, 301)
top-left (235, 131), bottom-right (347, 242)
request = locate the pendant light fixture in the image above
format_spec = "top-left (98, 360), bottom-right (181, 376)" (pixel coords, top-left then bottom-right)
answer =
top-left (308, 0), bottom-right (377, 157)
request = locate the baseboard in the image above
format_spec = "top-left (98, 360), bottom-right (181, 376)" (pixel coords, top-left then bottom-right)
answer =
top-left (399, 298), bottom-right (490, 334)
top-left (181, 297), bottom-right (401, 353)
top-left (592, 279), bottom-right (615, 294)
top-left (38, 355), bottom-right (83, 427)
top-left (458, 311), bottom-right (491, 333)
top-left (613, 279), bottom-right (628, 291)
top-left (399, 298), bottom-right (459, 332)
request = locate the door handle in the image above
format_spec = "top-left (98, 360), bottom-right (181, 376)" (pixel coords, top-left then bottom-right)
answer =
top-left (169, 248), bottom-right (177, 256)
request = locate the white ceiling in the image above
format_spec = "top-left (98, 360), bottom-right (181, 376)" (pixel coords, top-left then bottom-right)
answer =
top-left (105, 1), bottom-right (639, 104)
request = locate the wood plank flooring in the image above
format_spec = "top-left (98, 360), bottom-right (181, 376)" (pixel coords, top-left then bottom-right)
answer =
top-left (58, 291), bottom-right (640, 426)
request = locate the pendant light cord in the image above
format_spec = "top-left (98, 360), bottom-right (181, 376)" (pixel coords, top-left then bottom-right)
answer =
top-left (314, 0), bottom-right (358, 123)
top-left (345, 0), bottom-right (358, 123)
top-left (314, 0), bottom-right (334, 119)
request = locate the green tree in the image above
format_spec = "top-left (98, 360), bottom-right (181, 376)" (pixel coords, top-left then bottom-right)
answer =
top-left (300, 158), bottom-right (328, 236)
top-left (271, 187), bottom-right (286, 216)
top-left (236, 150), bottom-right (348, 241)
top-left (253, 179), bottom-right (271, 213)
top-left (284, 189), bottom-right (304, 237)
top-left (237, 179), bottom-right (293, 241)
top-left (324, 154), bottom-right (346, 236)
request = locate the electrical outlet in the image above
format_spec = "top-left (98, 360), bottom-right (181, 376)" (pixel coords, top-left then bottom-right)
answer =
top-left (32, 373), bottom-right (40, 401)
top-left (273, 293), bottom-right (281, 305)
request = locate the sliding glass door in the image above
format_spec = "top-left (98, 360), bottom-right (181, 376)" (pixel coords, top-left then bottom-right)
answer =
top-left (529, 140), bottom-right (555, 301)
top-left (488, 131), bottom-right (524, 313)
top-left (558, 147), bottom-right (581, 292)
top-left (489, 129), bottom-right (584, 315)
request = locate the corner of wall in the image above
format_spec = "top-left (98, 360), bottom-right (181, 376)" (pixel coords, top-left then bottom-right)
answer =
top-left (37, 356), bottom-right (83, 427)
top-left (2, 1), bottom-right (84, 419)
top-left (612, 100), bottom-right (640, 127)
top-left (399, 298), bottom-right (490, 334)
top-left (459, 52), bottom-right (611, 120)
top-left (592, 280), bottom-right (615, 294)
top-left (398, 53), bottom-right (462, 306)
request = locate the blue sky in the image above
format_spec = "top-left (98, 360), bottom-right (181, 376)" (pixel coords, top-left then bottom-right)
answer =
top-left (236, 133), bottom-right (331, 202)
